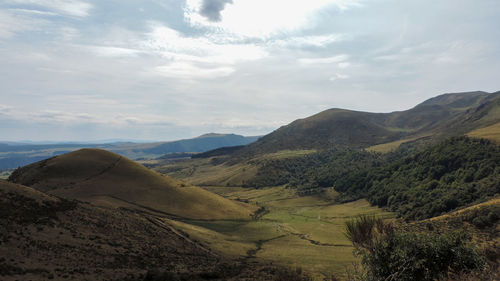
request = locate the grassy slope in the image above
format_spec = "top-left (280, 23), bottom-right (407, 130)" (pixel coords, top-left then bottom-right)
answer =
top-left (8, 149), bottom-right (256, 220)
top-left (0, 180), bottom-right (217, 281)
top-left (170, 186), bottom-right (393, 280)
top-left (467, 122), bottom-right (500, 144)
top-left (154, 150), bottom-right (316, 186)
top-left (367, 92), bottom-right (500, 153)
top-left (428, 197), bottom-right (500, 221)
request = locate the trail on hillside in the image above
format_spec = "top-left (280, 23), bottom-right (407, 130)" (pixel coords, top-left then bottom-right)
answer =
top-left (82, 156), bottom-right (122, 182)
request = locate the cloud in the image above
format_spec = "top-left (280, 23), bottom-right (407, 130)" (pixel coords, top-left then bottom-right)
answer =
top-left (329, 73), bottom-right (349, 81)
top-left (0, 9), bottom-right (47, 38)
top-left (155, 62), bottom-right (234, 79)
top-left (270, 34), bottom-right (345, 48)
top-left (0, 104), bottom-right (13, 116)
top-left (8, 0), bottom-right (93, 17)
top-left (140, 23), bottom-right (266, 79)
top-left (298, 54), bottom-right (349, 65)
top-left (7, 8), bottom-right (58, 16)
top-left (185, 0), bottom-right (361, 38)
top-left (199, 0), bottom-right (233, 22)
top-left (85, 45), bottom-right (143, 58)
top-left (144, 23), bottom-right (266, 63)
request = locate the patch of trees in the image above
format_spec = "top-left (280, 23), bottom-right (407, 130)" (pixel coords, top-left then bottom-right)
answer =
top-left (243, 148), bottom-right (384, 189)
top-left (358, 136), bottom-right (500, 220)
top-left (246, 136), bottom-right (500, 220)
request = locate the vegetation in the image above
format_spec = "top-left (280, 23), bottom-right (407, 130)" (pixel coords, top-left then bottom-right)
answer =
top-left (243, 148), bottom-right (383, 189)
top-left (359, 136), bottom-right (500, 220)
top-left (172, 186), bottom-right (393, 279)
top-left (345, 216), bottom-right (487, 281)
top-left (244, 136), bottom-right (500, 220)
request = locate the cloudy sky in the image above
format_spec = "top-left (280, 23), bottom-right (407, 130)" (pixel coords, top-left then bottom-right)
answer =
top-left (1, 0), bottom-right (499, 141)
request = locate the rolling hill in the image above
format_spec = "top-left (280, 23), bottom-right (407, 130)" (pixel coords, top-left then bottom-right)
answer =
top-left (225, 91), bottom-right (500, 157)
top-left (8, 149), bottom-right (257, 220)
top-left (0, 180), bottom-right (282, 281)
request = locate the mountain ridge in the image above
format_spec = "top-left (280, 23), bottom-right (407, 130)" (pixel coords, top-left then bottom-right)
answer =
top-left (221, 91), bottom-right (500, 157)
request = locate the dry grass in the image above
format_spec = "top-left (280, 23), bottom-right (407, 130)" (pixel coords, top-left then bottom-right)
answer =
top-left (10, 149), bottom-right (257, 220)
top-left (467, 122), bottom-right (500, 144)
top-left (365, 135), bottom-right (431, 153)
top-left (156, 157), bottom-right (259, 186)
top-left (428, 197), bottom-right (500, 222)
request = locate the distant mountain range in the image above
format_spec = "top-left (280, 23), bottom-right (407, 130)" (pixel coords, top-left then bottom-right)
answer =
top-left (0, 133), bottom-right (260, 171)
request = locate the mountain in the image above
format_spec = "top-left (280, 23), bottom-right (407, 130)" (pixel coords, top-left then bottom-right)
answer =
top-left (0, 133), bottom-right (260, 171)
top-left (225, 91), bottom-right (500, 157)
top-left (8, 149), bottom-right (256, 220)
top-left (0, 180), bottom-right (281, 281)
top-left (138, 133), bottom-right (260, 155)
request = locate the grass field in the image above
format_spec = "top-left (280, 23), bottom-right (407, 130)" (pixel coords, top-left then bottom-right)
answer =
top-left (153, 150), bottom-right (317, 187)
top-left (467, 122), bottom-right (500, 144)
top-left (169, 186), bottom-right (394, 280)
top-left (154, 157), bottom-right (259, 186)
top-left (366, 134), bottom-right (431, 153)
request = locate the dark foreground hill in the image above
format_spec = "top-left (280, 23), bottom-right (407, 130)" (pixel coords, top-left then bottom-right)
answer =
top-left (8, 149), bottom-right (256, 220)
top-left (0, 180), bottom-right (282, 281)
top-left (222, 91), bottom-right (500, 157)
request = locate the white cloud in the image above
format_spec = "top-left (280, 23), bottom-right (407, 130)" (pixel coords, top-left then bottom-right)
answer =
top-left (7, 8), bottom-right (58, 16)
top-left (8, 0), bottom-right (93, 17)
top-left (338, 62), bottom-right (351, 68)
top-left (0, 104), bottom-right (13, 115)
top-left (271, 34), bottom-right (345, 48)
top-left (298, 54), bottom-right (349, 65)
top-left (144, 23), bottom-right (266, 64)
top-left (185, 0), bottom-right (361, 38)
top-left (85, 45), bottom-right (143, 58)
top-left (155, 62), bottom-right (234, 79)
top-left (140, 23), bottom-right (266, 79)
top-left (329, 73), bottom-right (349, 81)
top-left (0, 10), bottom-right (47, 38)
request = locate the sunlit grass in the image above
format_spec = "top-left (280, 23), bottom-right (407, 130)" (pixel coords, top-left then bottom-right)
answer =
top-left (175, 186), bottom-right (394, 279)
top-left (467, 122), bottom-right (500, 144)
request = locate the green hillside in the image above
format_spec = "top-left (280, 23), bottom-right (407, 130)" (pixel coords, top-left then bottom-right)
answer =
top-left (211, 91), bottom-right (500, 158)
top-left (239, 136), bottom-right (500, 221)
top-left (8, 149), bottom-right (256, 220)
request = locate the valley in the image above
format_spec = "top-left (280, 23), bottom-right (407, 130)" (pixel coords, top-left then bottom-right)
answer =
top-left (2, 91), bottom-right (499, 281)
top-left (171, 186), bottom-right (393, 279)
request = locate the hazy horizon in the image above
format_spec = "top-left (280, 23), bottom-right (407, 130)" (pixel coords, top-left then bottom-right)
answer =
top-left (2, 0), bottom-right (499, 141)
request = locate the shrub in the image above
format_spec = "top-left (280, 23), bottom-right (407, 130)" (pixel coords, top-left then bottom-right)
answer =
top-left (344, 217), bottom-right (486, 281)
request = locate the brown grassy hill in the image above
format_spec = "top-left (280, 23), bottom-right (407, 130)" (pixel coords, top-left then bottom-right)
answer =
top-left (8, 149), bottom-right (256, 220)
top-left (0, 180), bottom-right (281, 281)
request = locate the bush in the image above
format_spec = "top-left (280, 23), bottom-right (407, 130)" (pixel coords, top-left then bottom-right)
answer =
top-left (345, 217), bottom-right (486, 281)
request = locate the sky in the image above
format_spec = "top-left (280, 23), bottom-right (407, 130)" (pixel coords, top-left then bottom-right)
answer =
top-left (1, 0), bottom-right (499, 142)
